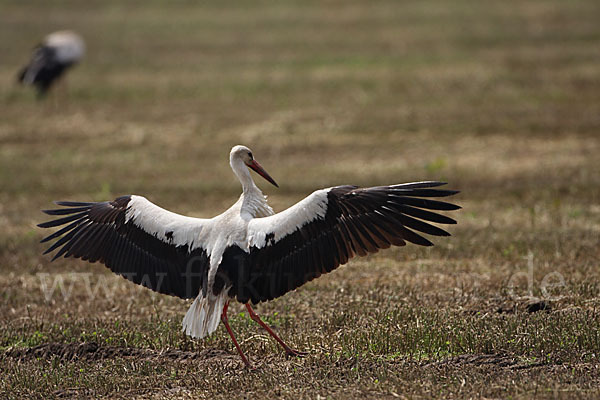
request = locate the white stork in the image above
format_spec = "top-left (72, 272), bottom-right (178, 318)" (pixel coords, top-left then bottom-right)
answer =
top-left (18, 30), bottom-right (85, 97)
top-left (39, 145), bottom-right (460, 368)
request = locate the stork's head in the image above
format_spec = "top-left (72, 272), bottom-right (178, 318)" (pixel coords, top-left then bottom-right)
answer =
top-left (230, 145), bottom-right (279, 188)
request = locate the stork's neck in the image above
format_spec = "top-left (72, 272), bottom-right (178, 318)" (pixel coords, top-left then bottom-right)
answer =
top-left (229, 157), bottom-right (274, 218)
top-left (231, 158), bottom-right (259, 194)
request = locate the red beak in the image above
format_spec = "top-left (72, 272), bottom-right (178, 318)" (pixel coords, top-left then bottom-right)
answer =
top-left (248, 160), bottom-right (279, 188)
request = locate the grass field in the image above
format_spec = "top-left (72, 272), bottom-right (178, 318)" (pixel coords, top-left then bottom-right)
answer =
top-left (1, 0), bottom-right (600, 398)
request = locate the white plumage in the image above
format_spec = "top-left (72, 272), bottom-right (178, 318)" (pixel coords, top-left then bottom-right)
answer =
top-left (43, 31), bottom-right (85, 64)
top-left (39, 145), bottom-right (460, 367)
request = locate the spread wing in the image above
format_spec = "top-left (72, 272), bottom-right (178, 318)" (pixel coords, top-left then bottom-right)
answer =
top-left (18, 45), bottom-right (56, 85)
top-left (220, 181), bottom-right (460, 304)
top-left (39, 195), bottom-right (211, 299)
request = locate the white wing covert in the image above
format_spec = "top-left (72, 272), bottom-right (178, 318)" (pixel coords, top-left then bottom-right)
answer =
top-left (222, 181), bottom-right (460, 304)
top-left (39, 195), bottom-right (211, 299)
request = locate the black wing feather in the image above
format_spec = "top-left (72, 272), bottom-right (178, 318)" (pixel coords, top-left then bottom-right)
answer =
top-left (39, 195), bottom-right (209, 299)
top-left (228, 182), bottom-right (459, 304)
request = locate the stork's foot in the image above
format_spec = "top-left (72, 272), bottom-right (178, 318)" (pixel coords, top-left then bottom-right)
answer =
top-left (245, 303), bottom-right (307, 359)
top-left (285, 348), bottom-right (308, 358)
top-left (243, 362), bottom-right (257, 371)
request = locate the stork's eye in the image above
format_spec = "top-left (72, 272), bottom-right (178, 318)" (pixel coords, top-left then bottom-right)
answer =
top-left (248, 152), bottom-right (253, 159)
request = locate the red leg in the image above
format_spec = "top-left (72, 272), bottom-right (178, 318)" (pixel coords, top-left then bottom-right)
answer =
top-left (221, 301), bottom-right (253, 369)
top-left (245, 303), bottom-right (307, 357)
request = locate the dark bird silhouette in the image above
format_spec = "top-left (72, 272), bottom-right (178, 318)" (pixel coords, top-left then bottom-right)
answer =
top-left (18, 30), bottom-right (85, 98)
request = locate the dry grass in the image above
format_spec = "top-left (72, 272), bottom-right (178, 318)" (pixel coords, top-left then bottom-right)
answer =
top-left (1, 0), bottom-right (599, 398)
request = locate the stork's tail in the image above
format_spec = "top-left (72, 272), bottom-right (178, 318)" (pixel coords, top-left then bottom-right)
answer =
top-left (182, 292), bottom-right (229, 339)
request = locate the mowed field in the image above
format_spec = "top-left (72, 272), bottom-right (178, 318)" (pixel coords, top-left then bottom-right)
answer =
top-left (1, 0), bottom-right (600, 398)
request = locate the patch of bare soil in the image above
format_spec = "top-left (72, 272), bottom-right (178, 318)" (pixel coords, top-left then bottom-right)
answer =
top-left (2, 342), bottom-right (232, 363)
top-left (496, 300), bottom-right (552, 314)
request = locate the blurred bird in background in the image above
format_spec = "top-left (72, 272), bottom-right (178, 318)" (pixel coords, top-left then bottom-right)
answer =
top-left (18, 30), bottom-right (85, 99)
